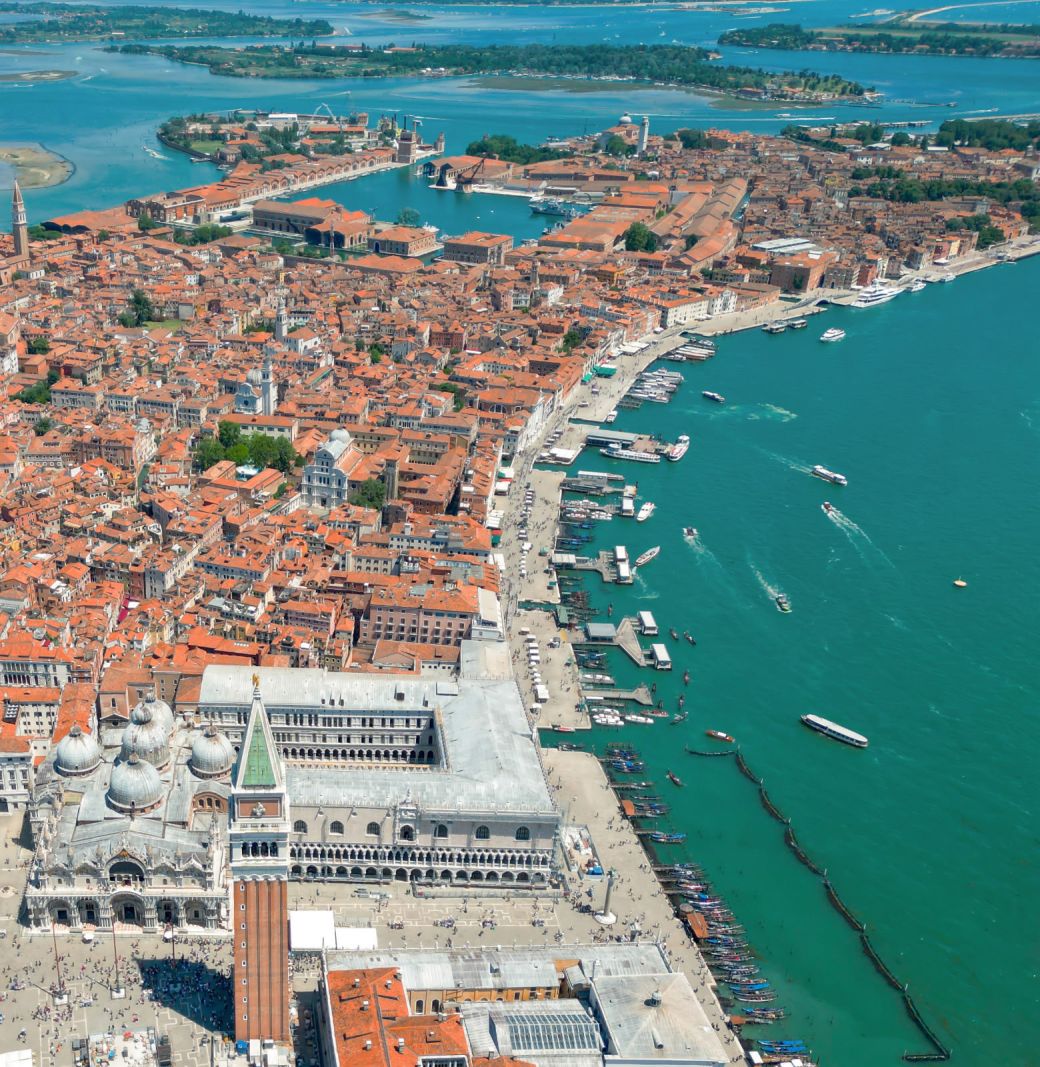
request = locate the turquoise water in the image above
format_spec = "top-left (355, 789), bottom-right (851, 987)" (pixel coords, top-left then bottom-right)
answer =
top-left (1, 4), bottom-right (1038, 1061)
top-left (555, 261), bottom-right (1040, 1066)
top-left (4, 1), bottom-right (1040, 220)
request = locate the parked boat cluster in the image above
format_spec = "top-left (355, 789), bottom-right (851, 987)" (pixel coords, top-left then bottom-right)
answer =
top-left (597, 745), bottom-right (814, 1062)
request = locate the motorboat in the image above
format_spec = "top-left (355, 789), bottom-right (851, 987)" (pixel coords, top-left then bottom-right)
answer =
top-left (702, 390), bottom-right (726, 403)
top-left (624, 714), bottom-right (655, 725)
top-left (909, 279), bottom-right (927, 293)
top-left (668, 435), bottom-right (690, 461)
top-left (822, 501), bottom-right (835, 515)
top-left (775, 593), bottom-right (791, 613)
top-left (635, 546), bottom-right (660, 567)
top-left (819, 327), bottom-right (845, 343)
top-left (682, 526), bottom-right (698, 540)
top-left (667, 771), bottom-right (684, 787)
top-left (604, 409), bottom-right (618, 423)
top-left (706, 730), bottom-right (734, 743)
top-left (800, 713), bottom-right (868, 748)
top-left (636, 502), bottom-right (656, 522)
top-left (811, 464), bottom-right (848, 486)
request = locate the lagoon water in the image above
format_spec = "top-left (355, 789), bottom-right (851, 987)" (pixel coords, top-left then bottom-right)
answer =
top-left (554, 260), bottom-right (1040, 1066)
top-left (1, 3), bottom-right (1039, 1063)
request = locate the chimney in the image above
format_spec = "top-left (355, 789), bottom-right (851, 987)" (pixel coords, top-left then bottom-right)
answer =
top-left (354, 978), bottom-right (361, 988)
top-left (361, 999), bottom-right (370, 1012)
top-left (364, 1040), bottom-right (372, 1051)
top-left (396, 1038), bottom-right (405, 1053)
top-left (386, 979), bottom-right (393, 989)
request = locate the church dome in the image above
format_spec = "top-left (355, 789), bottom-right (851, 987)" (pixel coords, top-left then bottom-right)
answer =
top-left (120, 704), bottom-right (170, 769)
top-left (330, 428), bottom-right (350, 444)
top-left (132, 689), bottom-right (174, 734)
top-left (189, 726), bottom-right (235, 779)
top-left (107, 753), bottom-right (163, 814)
top-left (54, 725), bottom-right (101, 777)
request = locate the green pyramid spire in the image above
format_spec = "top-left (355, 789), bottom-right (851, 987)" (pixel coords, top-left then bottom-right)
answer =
top-left (234, 680), bottom-right (283, 791)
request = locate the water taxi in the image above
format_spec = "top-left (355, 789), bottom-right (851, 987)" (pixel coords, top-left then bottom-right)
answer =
top-left (668, 435), bottom-right (690, 461)
top-left (635, 546), bottom-right (661, 567)
top-left (702, 390), bottom-right (726, 404)
top-left (706, 730), bottom-right (734, 743)
top-left (636, 502), bottom-right (656, 522)
top-left (819, 327), bottom-right (845, 343)
top-left (788, 318), bottom-right (808, 329)
top-left (762, 321), bottom-right (787, 334)
top-left (775, 593), bottom-right (791, 613)
top-left (811, 464), bottom-right (848, 486)
top-left (682, 526), bottom-right (698, 540)
top-left (822, 501), bottom-right (835, 515)
top-left (800, 713), bottom-right (868, 748)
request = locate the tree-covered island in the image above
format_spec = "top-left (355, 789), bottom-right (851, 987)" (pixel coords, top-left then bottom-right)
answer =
top-left (0, 3), bottom-right (334, 44)
top-left (719, 21), bottom-right (1040, 59)
top-left (109, 41), bottom-right (870, 100)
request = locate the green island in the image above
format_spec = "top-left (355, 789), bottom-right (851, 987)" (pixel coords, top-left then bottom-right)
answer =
top-left (0, 3), bottom-right (334, 44)
top-left (109, 42), bottom-right (868, 100)
top-left (718, 21), bottom-right (1040, 59)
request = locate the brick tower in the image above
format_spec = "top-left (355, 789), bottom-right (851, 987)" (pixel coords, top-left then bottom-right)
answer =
top-left (12, 181), bottom-right (29, 262)
top-left (229, 679), bottom-right (290, 1050)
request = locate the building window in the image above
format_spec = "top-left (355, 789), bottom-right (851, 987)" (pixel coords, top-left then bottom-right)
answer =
top-left (400, 825), bottom-right (415, 842)
top-left (515, 826), bottom-right (531, 842)
top-left (329, 820), bottom-right (344, 836)
top-left (475, 825), bottom-right (490, 840)
top-left (366, 822), bottom-right (380, 836)
top-left (434, 824), bottom-right (448, 838)
top-left (293, 820), bottom-right (308, 834)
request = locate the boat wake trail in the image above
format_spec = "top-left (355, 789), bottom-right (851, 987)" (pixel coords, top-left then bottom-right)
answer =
top-left (751, 403), bottom-right (798, 423)
top-left (632, 571), bottom-right (659, 599)
top-left (750, 564), bottom-right (780, 601)
top-left (822, 505), bottom-right (896, 569)
top-left (757, 447), bottom-right (812, 474)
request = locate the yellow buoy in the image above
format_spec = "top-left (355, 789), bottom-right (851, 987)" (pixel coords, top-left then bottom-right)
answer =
top-left (953, 578), bottom-right (968, 588)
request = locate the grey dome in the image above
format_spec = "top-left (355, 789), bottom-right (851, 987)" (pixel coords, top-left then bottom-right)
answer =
top-left (120, 704), bottom-right (170, 769)
top-left (55, 725), bottom-right (101, 777)
top-left (132, 689), bottom-right (174, 733)
top-left (189, 726), bottom-right (234, 779)
top-left (330, 428), bottom-right (350, 443)
top-left (107, 753), bottom-right (163, 813)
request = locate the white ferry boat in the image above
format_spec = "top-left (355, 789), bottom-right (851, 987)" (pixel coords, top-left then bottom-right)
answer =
top-left (819, 328), bottom-right (845, 343)
top-left (636, 502), bottom-right (656, 522)
top-left (604, 409), bottom-right (618, 424)
top-left (635, 545), bottom-right (660, 567)
top-left (811, 465), bottom-right (848, 487)
top-left (851, 282), bottom-right (901, 309)
top-left (668, 434), bottom-right (690, 462)
top-left (600, 445), bottom-right (661, 464)
top-left (702, 390), bottom-right (726, 404)
top-left (800, 713), bottom-right (869, 748)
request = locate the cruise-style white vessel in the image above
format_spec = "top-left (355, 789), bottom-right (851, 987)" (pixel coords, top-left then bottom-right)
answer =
top-left (636, 502), bottom-right (656, 522)
top-left (635, 546), bottom-right (660, 567)
top-left (600, 445), bottom-right (660, 464)
top-left (811, 465), bottom-right (848, 486)
top-left (819, 327), bottom-right (846, 343)
top-left (801, 714), bottom-right (869, 748)
top-left (668, 434), bottom-right (690, 461)
top-left (702, 390), bottom-right (726, 404)
top-left (852, 282), bottom-right (901, 309)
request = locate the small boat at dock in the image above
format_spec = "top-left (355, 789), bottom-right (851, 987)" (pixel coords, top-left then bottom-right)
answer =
top-left (762, 322), bottom-right (786, 334)
top-left (671, 712), bottom-right (688, 725)
top-left (788, 318), bottom-right (808, 329)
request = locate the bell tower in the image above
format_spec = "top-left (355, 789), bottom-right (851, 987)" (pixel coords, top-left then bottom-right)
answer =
top-left (12, 181), bottom-right (29, 262)
top-left (229, 679), bottom-right (290, 1050)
